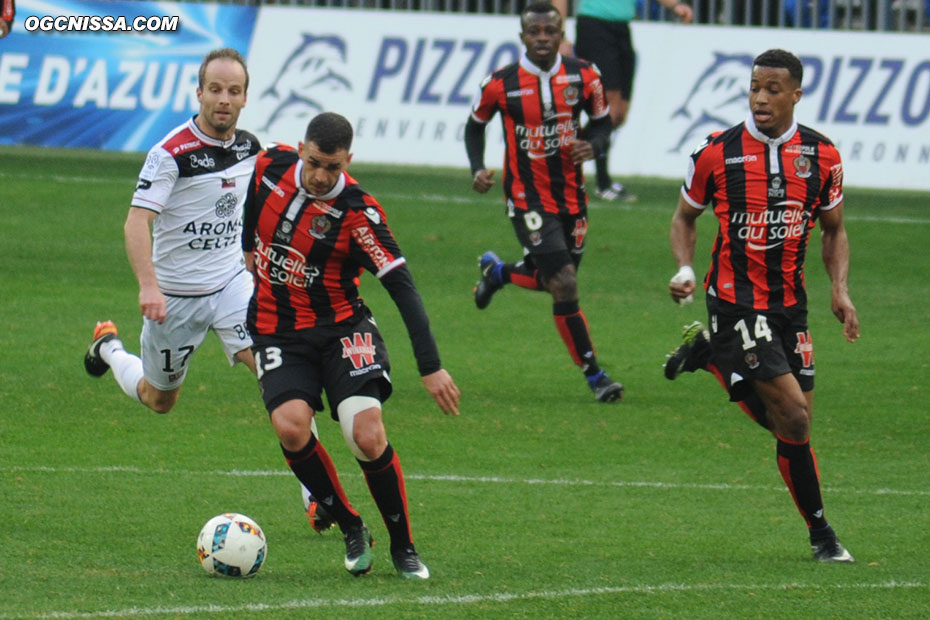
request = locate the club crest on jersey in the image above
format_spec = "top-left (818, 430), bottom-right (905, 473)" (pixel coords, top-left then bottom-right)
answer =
top-left (341, 332), bottom-right (376, 370)
top-left (308, 214), bottom-right (331, 239)
top-left (793, 155), bottom-right (812, 178)
top-left (562, 85), bottom-right (579, 106)
top-left (215, 193), bottom-right (238, 218)
top-left (744, 351), bottom-right (760, 369)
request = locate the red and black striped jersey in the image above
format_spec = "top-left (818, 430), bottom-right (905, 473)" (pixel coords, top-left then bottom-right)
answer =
top-left (471, 53), bottom-right (609, 215)
top-left (243, 145), bottom-right (407, 335)
top-left (682, 116), bottom-right (844, 312)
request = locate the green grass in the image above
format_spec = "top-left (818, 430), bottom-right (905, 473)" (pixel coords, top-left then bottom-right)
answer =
top-left (0, 145), bottom-right (928, 619)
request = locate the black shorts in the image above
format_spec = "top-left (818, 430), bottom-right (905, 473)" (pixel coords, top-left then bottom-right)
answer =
top-left (251, 312), bottom-right (393, 419)
top-left (574, 16), bottom-right (636, 99)
top-left (509, 208), bottom-right (587, 278)
top-left (707, 296), bottom-right (815, 401)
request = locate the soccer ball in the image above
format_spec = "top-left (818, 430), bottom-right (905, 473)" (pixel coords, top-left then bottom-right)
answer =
top-left (196, 513), bottom-right (267, 578)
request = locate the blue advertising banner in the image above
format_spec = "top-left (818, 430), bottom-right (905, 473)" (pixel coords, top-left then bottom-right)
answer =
top-left (0, 0), bottom-right (256, 151)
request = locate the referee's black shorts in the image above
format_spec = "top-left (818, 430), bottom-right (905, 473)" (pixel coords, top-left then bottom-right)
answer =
top-left (574, 16), bottom-right (636, 100)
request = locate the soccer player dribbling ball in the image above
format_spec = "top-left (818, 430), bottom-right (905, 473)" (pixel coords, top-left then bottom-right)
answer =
top-left (242, 111), bottom-right (460, 579)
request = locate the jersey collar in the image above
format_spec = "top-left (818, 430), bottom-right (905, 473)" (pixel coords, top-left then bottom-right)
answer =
top-left (188, 116), bottom-right (238, 148)
top-left (293, 160), bottom-right (347, 200)
top-left (519, 51), bottom-right (562, 78)
top-left (744, 113), bottom-right (798, 147)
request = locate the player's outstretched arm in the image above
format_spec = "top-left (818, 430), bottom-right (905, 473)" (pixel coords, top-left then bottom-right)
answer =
top-left (422, 369), bottom-right (460, 416)
top-left (820, 203), bottom-right (859, 342)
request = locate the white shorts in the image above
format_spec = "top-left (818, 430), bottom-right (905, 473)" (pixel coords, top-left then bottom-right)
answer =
top-left (140, 270), bottom-right (254, 390)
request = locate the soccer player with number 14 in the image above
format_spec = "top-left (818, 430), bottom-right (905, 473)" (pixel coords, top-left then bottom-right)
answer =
top-left (665, 49), bottom-right (858, 563)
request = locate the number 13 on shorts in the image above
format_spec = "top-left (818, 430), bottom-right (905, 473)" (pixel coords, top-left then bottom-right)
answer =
top-left (255, 346), bottom-right (283, 379)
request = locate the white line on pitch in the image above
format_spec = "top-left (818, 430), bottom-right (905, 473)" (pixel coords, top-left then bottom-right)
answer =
top-left (1, 581), bottom-right (925, 620)
top-left (4, 466), bottom-right (928, 498)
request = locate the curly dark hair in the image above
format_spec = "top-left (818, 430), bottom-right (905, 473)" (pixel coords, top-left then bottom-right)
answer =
top-left (753, 49), bottom-right (803, 86)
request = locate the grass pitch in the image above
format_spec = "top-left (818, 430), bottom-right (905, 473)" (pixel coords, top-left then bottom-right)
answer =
top-left (0, 145), bottom-right (928, 619)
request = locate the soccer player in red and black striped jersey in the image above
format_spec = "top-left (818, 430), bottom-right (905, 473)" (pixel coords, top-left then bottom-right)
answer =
top-left (464, 1), bottom-right (623, 403)
top-left (242, 112), bottom-right (460, 579)
top-left (665, 49), bottom-right (859, 562)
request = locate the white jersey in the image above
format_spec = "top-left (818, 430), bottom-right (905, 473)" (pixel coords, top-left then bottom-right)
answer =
top-left (131, 118), bottom-right (261, 296)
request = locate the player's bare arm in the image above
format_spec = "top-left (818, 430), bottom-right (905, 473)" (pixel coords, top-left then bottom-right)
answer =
top-left (421, 369), bottom-right (461, 416)
top-left (243, 250), bottom-right (255, 273)
top-left (668, 195), bottom-right (702, 302)
top-left (819, 203), bottom-right (859, 343)
top-left (124, 207), bottom-right (166, 323)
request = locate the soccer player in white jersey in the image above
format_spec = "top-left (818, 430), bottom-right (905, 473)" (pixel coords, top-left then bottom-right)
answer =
top-left (84, 48), bottom-right (260, 413)
top-left (84, 48), bottom-right (333, 534)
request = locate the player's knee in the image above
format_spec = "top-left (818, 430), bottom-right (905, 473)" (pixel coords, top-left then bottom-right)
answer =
top-left (337, 396), bottom-right (384, 461)
top-left (271, 401), bottom-right (313, 448)
top-left (547, 268), bottom-right (578, 301)
top-left (142, 384), bottom-right (178, 414)
top-left (149, 400), bottom-right (174, 414)
top-left (353, 424), bottom-right (387, 460)
top-left (773, 400), bottom-right (811, 441)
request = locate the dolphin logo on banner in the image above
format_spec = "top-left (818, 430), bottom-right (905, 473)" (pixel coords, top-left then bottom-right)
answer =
top-left (259, 33), bottom-right (352, 133)
top-left (668, 52), bottom-right (754, 154)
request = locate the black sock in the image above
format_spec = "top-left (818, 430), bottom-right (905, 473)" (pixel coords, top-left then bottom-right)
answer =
top-left (595, 153), bottom-right (611, 190)
top-left (359, 443), bottom-right (413, 552)
top-left (776, 437), bottom-right (828, 530)
top-left (283, 435), bottom-right (362, 533)
top-left (553, 300), bottom-right (600, 375)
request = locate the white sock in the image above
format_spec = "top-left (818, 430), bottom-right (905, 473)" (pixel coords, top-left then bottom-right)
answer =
top-left (100, 339), bottom-right (143, 402)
